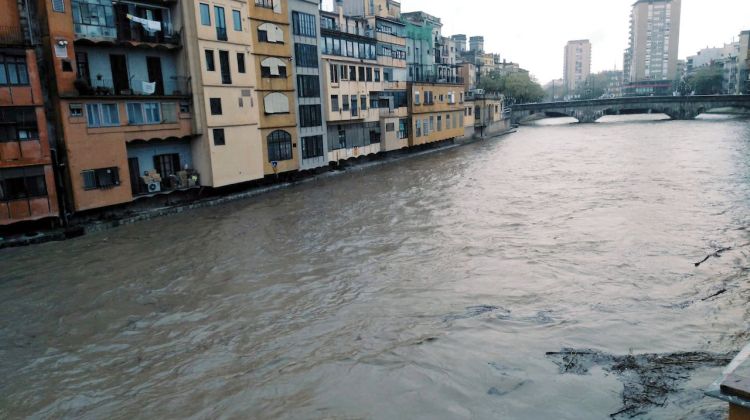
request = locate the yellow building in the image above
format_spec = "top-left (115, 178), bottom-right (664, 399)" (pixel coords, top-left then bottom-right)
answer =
top-left (185, 0), bottom-right (264, 187)
top-left (408, 82), bottom-right (464, 147)
top-left (250, 0), bottom-right (300, 176)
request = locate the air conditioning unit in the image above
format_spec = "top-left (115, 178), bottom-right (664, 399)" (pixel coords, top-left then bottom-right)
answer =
top-left (146, 180), bottom-right (161, 193)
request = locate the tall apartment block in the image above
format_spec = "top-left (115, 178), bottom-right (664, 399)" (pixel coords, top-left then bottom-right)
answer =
top-left (0, 0), bottom-right (59, 227)
top-left (187, 0), bottom-right (263, 187)
top-left (624, 0), bottom-right (682, 96)
top-left (563, 39), bottom-right (591, 93)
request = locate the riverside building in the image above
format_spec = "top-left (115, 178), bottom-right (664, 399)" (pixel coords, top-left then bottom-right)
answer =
top-left (623, 0), bottom-right (682, 96)
top-left (0, 0), bottom-right (60, 227)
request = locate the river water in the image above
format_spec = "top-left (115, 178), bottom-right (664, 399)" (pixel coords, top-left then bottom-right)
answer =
top-left (2, 116), bottom-right (750, 419)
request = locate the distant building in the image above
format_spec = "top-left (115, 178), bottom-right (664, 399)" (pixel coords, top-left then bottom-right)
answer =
top-left (686, 42), bottom-right (743, 94)
top-left (563, 40), bottom-right (592, 92)
top-left (469, 36), bottom-right (484, 53)
top-left (738, 31), bottom-right (750, 94)
top-left (599, 70), bottom-right (624, 97)
top-left (624, 0), bottom-right (682, 96)
top-left (451, 34), bottom-right (467, 53)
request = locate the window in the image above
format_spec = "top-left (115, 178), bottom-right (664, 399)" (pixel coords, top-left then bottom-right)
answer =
top-left (0, 166), bottom-right (47, 201)
top-left (336, 129), bottom-right (346, 150)
top-left (423, 118), bottom-right (429, 135)
top-left (86, 103), bottom-right (119, 127)
top-left (366, 67), bottom-right (373, 82)
top-left (299, 105), bottom-right (321, 128)
top-left (215, 6), bottom-right (227, 40)
top-left (162, 103), bottom-right (178, 123)
top-left (237, 53), bottom-right (246, 73)
top-left (350, 95), bottom-right (358, 117)
top-left (429, 116), bottom-right (434, 132)
top-left (437, 115), bottom-right (442, 131)
top-left (297, 75), bottom-right (320, 98)
top-left (0, 54), bottom-right (29, 86)
top-left (82, 167), bottom-right (120, 190)
top-left (267, 130), bottom-right (292, 162)
top-left (199, 3), bottom-right (211, 26)
top-left (258, 23), bottom-right (284, 43)
top-left (329, 64), bottom-right (339, 83)
top-left (349, 66), bottom-right (356, 80)
top-left (205, 50), bottom-right (215, 71)
top-left (0, 108), bottom-right (39, 143)
top-left (374, 69), bottom-right (380, 82)
top-left (358, 66), bottom-right (365, 81)
top-left (69, 103), bottom-right (83, 117)
top-left (213, 128), bottom-right (225, 146)
top-left (52, 0), bottom-right (64, 12)
top-left (292, 12), bottom-right (316, 37)
top-left (260, 57), bottom-right (287, 78)
top-left (331, 95), bottom-right (339, 112)
top-left (294, 44), bottom-right (318, 67)
top-left (386, 123), bottom-right (395, 132)
top-left (340, 65), bottom-right (348, 81)
top-left (126, 102), bottom-right (161, 125)
top-left (342, 95), bottom-right (349, 111)
top-left (414, 91), bottom-right (420, 105)
top-left (301, 135), bottom-right (324, 159)
top-left (360, 95), bottom-right (367, 111)
top-left (180, 102), bottom-right (191, 113)
top-left (210, 98), bottom-right (222, 115)
top-left (219, 50), bottom-right (231, 84)
top-left (398, 118), bottom-right (408, 139)
top-left (232, 10), bottom-right (242, 31)
top-left (263, 92), bottom-right (289, 114)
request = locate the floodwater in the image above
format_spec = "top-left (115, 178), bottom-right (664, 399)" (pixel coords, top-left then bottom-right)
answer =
top-left (2, 115), bottom-right (750, 419)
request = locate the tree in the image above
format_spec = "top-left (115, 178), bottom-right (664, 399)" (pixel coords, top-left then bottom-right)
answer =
top-left (478, 71), bottom-right (545, 104)
top-left (687, 65), bottom-right (724, 95)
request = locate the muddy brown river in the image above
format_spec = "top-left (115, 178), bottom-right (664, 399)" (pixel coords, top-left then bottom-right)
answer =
top-left (1, 115), bottom-right (750, 419)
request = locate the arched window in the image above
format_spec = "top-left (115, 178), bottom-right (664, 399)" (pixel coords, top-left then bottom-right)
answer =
top-left (263, 92), bottom-right (289, 114)
top-left (267, 130), bottom-right (292, 162)
top-left (260, 57), bottom-right (287, 78)
top-left (258, 23), bottom-right (284, 43)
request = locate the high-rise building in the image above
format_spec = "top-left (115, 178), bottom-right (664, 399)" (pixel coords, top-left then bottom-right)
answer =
top-left (624, 0), bottom-right (682, 95)
top-left (563, 40), bottom-right (591, 92)
top-left (0, 0), bottom-right (60, 227)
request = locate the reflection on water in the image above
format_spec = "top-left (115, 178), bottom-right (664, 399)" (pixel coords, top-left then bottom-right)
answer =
top-left (1, 118), bottom-right (749, 419)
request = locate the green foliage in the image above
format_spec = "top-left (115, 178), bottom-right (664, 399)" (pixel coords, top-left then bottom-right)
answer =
top-left (686, 65), bottom-right (724, 95)
top-left (478, 71), bottom-right (545, 104)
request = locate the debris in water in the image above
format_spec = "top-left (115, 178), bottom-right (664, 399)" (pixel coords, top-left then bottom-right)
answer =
top-left (694, 242), bottom-right (750, 267)
top-left (546, 348), bottom-right (733, 418)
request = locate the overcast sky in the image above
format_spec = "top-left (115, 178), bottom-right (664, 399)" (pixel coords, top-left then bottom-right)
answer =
top-left (321, 0), bottom-right (750, 84)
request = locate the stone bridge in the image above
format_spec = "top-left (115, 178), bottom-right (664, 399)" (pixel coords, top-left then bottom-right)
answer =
top-left (510, 95), bottom-right (750, 124)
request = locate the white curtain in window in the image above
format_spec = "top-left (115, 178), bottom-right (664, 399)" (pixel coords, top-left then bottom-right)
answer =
top-left (260, 57), bottom-right (286, 76)
top-left (258, 23), bottom-right (283, 43)
top-left (263, 92), bottom-right (289, 114)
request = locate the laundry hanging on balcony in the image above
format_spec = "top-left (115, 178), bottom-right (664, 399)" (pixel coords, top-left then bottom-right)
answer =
top-left (126, 14), bottom-right (162, 33)
top-left (141, 81), bottom-right (156, 95)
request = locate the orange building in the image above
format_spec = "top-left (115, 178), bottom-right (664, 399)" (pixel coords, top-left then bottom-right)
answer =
top-left (36, 0), bottom-right (198, 213)
top-left (0, 0), bottom-right (60, 227)
top-left (408, 82), bottom-right (464, 147)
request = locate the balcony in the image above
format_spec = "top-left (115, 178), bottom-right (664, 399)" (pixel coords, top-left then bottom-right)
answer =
top-left (410, 75), bottom-right (465, 85)
top-left (73, 0), bottom-right (179, 47)
top-left (74, 77), bottom-right (190, 97)
top-left (0, 25), bottom-right (25, 46)
top-left (216, 27), bottom-right (227, 42)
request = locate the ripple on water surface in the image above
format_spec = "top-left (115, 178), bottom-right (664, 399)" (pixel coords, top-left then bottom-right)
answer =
top-left (1, 117), bottom-right (750, 419)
